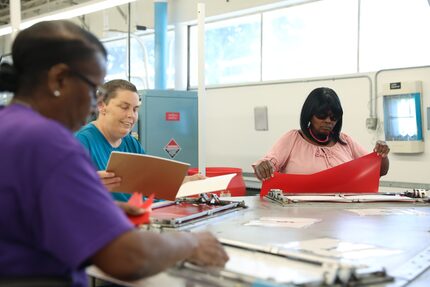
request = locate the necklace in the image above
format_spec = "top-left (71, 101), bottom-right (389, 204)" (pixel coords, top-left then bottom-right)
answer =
top-left (308, 127), bottom-right (330, 143)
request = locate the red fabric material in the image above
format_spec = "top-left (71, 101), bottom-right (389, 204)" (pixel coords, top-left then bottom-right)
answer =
top-left (127, 193), bottom-right (154, 226)
top-left (260, 152), bottom-right (381, 196)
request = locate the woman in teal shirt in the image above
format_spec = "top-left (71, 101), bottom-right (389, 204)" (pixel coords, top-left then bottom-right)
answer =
top-left (76, 79), bottom-right (202, 203)
top-left (76, 79), bottom-right (142, 202)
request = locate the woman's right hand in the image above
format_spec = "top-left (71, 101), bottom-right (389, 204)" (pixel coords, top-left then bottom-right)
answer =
top-left (116, 201), bottom-right (146, 216)
top-left (97, 170), bottom-right (122, 191)
top-left (253, 160), bottom-right (275, 181)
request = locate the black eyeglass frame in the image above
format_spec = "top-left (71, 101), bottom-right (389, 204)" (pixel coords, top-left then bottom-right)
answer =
top-left (314, 112), bottom-right (339, 122)
top-left (68, 69), bottom-right (106, 101)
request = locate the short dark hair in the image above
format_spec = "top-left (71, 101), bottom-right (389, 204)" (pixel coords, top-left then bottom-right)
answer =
top-left (0, 20), bottom-right (107, 93)
top-left (98, 79), bottom-right (139, 104)
top-left (300, 87), bottom-right (346, 145)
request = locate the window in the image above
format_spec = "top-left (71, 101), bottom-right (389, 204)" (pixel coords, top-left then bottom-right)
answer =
top-left (105, 0), bottom-right (430, 89)
top-left (104, 38), bottom-right (128, 82)
top-left (360, 0), bottom-right (430, 71)
top-left (262, 0), bottom-right (358, 80)
top-left (189, 14), bottom-right (261, 86)
top-left (189, 0), bottom-right (358, 86)
top-left (384, 93), bottom-right (423, 141)
top-left (103, 31), bottom-right (175, 90)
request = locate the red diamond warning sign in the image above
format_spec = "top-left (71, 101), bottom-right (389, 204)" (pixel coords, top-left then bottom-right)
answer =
top-left (164, 138), bottom-right (181, 159)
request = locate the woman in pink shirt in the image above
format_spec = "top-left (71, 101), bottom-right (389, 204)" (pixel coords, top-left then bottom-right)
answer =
top-left (253, 87), bottom-right (390, 180)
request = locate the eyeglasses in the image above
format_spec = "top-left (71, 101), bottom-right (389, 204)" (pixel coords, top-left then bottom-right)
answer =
top-left (314, 113), bottom-right (339, 121)
top-left (69, 69), bottom-right (106, 101)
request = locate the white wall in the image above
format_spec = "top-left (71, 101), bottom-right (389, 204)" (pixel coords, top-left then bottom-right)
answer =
top-left (204, 78), bottom-right (370, 169)
top-left (203, 70), bottom-right (430, 185)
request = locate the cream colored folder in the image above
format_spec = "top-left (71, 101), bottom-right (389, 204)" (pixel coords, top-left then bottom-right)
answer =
top-left (106, 151), bottom-right (237, 200)
top-left (106, 152), bottom-right (189, 201)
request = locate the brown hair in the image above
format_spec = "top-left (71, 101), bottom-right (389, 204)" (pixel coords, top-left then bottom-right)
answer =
top-left (98, 79), bottom-right (138, 104)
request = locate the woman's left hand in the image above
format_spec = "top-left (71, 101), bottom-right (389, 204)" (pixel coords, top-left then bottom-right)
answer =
top-left (373, 140), bottom-right (390, 158)
top-left (182, 173), bottom-right (206, 184)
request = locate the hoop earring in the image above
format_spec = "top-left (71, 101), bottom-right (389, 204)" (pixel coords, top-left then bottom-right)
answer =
top-left (53, 90), bottom-right (61, 97)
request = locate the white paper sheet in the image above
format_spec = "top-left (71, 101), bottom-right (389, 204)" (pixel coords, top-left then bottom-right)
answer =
top-left (344, 194), bottom-right (415, 202)
top-left (224, 246), bottom-right (323, 284)
top-left (176, 173), bottom-right (236, 198)
top-left (279, 194), bottom-right (415, 203)
top-left (283, 195), bottom-right (349, 202)
top-left (278, 237), bottom-right (402, 260)
top-left (346, 208), bottom-right (430, 216)
top-left (244, 217), bottom-right (321, 228)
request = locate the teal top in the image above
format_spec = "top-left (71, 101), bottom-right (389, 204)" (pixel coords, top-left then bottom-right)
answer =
top-left (76, 123), bottom-right (145, 201)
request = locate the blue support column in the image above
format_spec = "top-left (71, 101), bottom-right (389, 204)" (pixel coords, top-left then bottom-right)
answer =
top-left (154, 0), bottom-right (168, 89)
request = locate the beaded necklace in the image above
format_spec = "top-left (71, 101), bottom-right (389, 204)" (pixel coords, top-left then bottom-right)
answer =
top-left (308, 127), bottom-right (330, 143)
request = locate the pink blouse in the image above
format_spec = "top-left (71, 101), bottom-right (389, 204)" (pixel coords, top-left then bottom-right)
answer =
top-left (254, 130), bottom-right (369, 174)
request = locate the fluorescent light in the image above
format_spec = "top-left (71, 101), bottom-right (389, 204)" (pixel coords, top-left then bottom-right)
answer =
top-left (0, 0), bottom-right (136, 36)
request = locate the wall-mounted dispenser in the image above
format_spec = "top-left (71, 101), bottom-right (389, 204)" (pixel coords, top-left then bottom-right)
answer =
top-left (382, 81), bottom-right (424, 153)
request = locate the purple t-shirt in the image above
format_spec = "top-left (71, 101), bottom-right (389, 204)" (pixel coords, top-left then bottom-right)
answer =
top-left (0, 104), bottom-right (133, 286)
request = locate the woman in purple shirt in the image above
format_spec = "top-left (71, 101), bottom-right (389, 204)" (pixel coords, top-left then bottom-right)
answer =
top-left (0, 20), bottom-right (227, 287)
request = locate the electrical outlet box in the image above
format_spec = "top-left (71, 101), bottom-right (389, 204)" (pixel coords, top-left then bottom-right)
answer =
top-left (254, 106), bottom-right (268, 131)
top-left (366, 118), bottom-right (377, 130)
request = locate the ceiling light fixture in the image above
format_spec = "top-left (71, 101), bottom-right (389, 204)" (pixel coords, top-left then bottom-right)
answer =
top-left (0, 0), bottom-right (136, 37)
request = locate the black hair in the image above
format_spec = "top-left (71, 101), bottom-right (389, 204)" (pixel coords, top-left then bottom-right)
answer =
top-left (300, 87), bottom-right (346, 145)
top-left (0, 20), bottom-right (107, 93)
top-left (98, 79), bottom-right (138, 104)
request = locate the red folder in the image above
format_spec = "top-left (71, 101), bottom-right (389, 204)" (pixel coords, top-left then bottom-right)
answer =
top-left (127, 193), bottom-right (154, 226)
top-left (260, 152), bottom-right (381, 197)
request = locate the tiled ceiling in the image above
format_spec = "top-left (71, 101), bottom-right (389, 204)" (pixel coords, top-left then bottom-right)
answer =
top-left (0, 0), bottom-right (91, 25)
